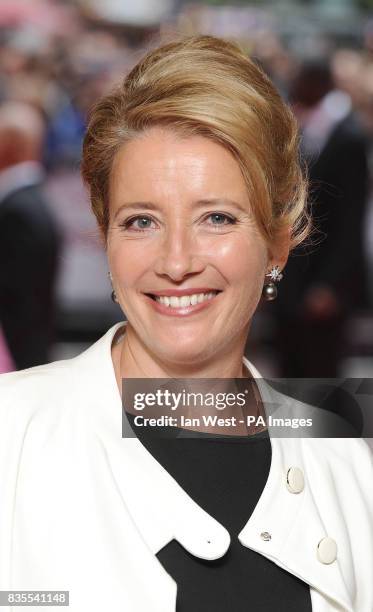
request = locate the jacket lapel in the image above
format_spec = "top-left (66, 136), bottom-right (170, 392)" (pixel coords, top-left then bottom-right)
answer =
top-left (81, 323), bottom-right (355, 612)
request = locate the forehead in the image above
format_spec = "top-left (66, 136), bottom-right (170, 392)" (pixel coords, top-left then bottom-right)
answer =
top-left (109, 127), bottom-right (248, 201)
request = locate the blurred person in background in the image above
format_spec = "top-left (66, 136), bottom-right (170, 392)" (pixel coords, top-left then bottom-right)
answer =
top-left (354, 54), bottom-right (373, 308)
top-left (253, 30), bottom-right (298, 99)
top-left (330, 49), bottom-right (366, 112)
top-left (0, 101), bottom-right (60, 369)
top-left (273, 59), bottom-right (370, 377)
top-left (43, 30), bottom-right (124, 169)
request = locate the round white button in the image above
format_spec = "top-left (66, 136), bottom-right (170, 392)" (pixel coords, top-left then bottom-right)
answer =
top-left (317, 537), bottom-right (337, 564)
top-left (260, 531), bottom-right (272, 541)
top-left (286, 467), bottom-right (305, 494)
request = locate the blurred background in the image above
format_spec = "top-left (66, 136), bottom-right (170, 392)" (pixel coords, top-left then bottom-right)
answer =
top-left (0, 0), bottom-right (372, 379)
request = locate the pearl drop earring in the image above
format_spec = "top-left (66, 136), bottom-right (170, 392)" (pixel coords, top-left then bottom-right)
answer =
top-left (262, 265), bottom-right (283, 301)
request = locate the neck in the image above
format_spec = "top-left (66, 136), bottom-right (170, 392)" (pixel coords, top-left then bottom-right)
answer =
top-left (112, 322), bottom-right (250, 390)
top-left (111, 322), bottom-right (265, 436)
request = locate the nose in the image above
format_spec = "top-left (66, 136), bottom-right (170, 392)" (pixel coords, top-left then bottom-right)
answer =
top-left (153, 221), bottom-right (205, 282)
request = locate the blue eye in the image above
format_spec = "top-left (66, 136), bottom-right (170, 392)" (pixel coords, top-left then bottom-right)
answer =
top-left (207, 213), bottom-right (236, 226)
top-left (134, 217), bottom-right (152, 229)
top-left (119, 212), bottom-right (236, 233)
top-left (121, 216), bottom-right (155, 231)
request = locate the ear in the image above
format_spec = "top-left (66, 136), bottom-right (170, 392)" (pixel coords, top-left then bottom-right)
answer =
top-left (266, 225), bottom-right (291, 272)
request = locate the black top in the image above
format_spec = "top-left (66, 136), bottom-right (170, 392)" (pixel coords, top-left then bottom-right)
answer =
top-left (127, 413), bottom-right (312, 611)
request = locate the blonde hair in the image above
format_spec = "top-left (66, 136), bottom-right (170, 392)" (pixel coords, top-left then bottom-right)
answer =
top-left (81, 35), bottom-right (310, 250)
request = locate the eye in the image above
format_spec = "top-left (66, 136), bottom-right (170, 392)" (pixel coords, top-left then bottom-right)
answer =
top-left (120, 215), bottom-right (156, 232)
top-left (205, 213), bottom-right (236, 227)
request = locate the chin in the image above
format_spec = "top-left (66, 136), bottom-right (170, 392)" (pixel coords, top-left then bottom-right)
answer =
top-left (152, 336), bottom-right (215, 368)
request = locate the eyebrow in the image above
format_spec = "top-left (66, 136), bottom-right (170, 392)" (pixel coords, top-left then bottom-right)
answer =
top-left (113, 198), bottom-right (249, 219)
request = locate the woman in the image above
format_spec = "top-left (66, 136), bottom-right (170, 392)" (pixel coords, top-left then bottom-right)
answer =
top-left (0, 35), bottom-right (372, 612)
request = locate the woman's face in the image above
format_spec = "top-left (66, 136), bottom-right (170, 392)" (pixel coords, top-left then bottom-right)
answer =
top-left (107, 127), bottom-right (273, 366)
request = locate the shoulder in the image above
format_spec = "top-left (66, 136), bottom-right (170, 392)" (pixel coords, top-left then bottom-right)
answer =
top-left (0, 322), bottom-right (123, 426)
top-left (304, 434), bottom-right (373, 487)
top-left (265, 382), bottom-right (373, 498)
top-left (294, 396), bottom-right (373, 512)
top-left (0, 323), bottom-right (123, 492)
top-left (302, 433), bottom-right (373, 482)
top-left (0, 359), bottom-right (75, 435)
top-left (0, 358), bottom-right (71, 395)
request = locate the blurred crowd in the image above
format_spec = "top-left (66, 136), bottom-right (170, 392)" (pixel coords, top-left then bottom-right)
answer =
top-left (0, 0), bottom-right (372, 378)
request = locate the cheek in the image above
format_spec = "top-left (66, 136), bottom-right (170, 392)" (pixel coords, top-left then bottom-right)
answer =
top-left (212, 233), bottom-right (267, 289)
top-left (107, 239), bottom-right (152, 287)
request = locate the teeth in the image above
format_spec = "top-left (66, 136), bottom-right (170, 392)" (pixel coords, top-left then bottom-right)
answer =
top-left (155, 291), bottom-right (218, 308)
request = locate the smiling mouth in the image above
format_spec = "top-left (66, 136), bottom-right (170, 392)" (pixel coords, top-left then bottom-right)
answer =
top-left (146, 290), bottom-right (221, 308)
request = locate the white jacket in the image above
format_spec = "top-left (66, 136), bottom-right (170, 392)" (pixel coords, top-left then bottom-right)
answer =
top-left (0, 322), bottom-right (372, 612)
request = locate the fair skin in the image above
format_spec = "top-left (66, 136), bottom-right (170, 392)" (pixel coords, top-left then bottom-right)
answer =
top-left (108, 127), bottom-right (290, 391)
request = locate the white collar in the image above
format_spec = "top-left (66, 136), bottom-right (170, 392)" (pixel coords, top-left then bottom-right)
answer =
top-left (71, 321), bottom-right (354, 612)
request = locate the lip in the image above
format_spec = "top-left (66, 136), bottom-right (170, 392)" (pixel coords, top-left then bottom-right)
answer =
top-left (143, 290), bottom-right (222, 317)
top-left (146, 287), bottom-right (221, 297)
